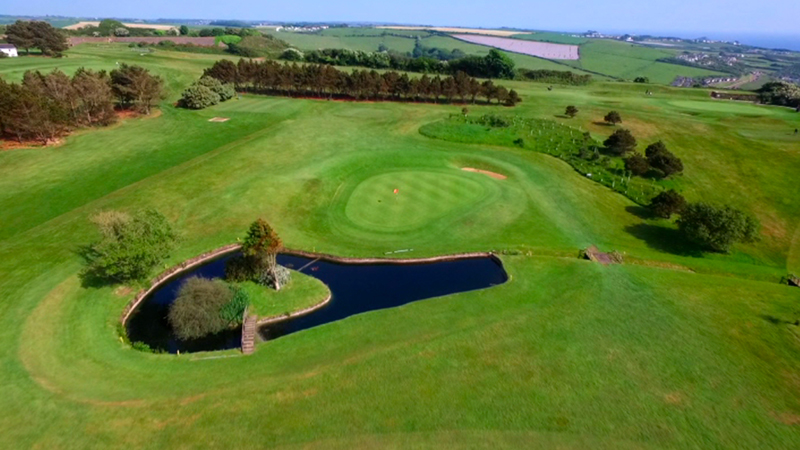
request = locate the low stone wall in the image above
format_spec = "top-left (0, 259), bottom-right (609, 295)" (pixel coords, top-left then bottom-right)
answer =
top-left (119, 244), bottom-right (241, 325)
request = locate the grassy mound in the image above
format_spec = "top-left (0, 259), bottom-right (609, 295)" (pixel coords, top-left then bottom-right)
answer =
top-left (241, 271), bottom-right (330, 318)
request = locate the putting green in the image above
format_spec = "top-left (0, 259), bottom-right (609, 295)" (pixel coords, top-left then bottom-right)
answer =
top-left (344, 170), bottom-right (499, 232)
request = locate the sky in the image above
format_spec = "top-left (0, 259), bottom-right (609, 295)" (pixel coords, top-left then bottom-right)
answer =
top-left (3, 0), bottom-right (800, 37)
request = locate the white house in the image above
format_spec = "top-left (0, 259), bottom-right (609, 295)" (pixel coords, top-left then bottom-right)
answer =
top-left (0, 44), bottom-right (18, 57)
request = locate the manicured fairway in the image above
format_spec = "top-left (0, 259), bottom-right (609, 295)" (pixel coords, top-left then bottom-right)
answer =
top-left (1, 45), bottom-right (800, 449)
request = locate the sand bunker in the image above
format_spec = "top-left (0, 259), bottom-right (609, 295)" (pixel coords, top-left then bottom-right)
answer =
top-left (462, 167), bottom-right (507, 180)
top-left (208, 117), bottom-right (230, 123)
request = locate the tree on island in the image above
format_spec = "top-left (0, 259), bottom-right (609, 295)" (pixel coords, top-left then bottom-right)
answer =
top-left (168, 277), bottom-right (249, 341)
top-left (677, 203), bottom-right (759, 252)
top-left (604, 128), bottom-right (637, 155)
top-left (565, 105), bottom-right (579, 118)
top-left (227, 219), bottom-right (288, 290)
top-left (604, 110), bottom-right (622, 125)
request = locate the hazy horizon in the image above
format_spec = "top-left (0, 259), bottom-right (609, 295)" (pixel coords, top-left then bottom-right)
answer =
top-left (3, 0), bottom-right (800, 36)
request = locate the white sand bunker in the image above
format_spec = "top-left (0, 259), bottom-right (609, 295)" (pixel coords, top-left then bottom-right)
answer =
top-left (461, 167), bottom-right (507, 180)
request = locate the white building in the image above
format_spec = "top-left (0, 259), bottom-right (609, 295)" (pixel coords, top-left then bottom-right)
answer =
top-left (0, 44), bottom-right (18, 57)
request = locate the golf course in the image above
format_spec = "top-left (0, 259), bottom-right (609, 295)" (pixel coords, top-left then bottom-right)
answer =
top-left (1, 43), bottom-right (800, 448)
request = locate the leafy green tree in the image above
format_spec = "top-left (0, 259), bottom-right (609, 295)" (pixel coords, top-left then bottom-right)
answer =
top-left (280, 48), bottom-right (304, 61)
top-left (484, 49), bottom-right (516, 79)
top-left (604, 128), bottom-right (637, 155)
top-left (97, 19), bottom-right (126, 36)
top-left (604, 110), bottom-right (622, 125)
top-left (505, 89), bottom-right (521, 106)
top-left (565, 105), bottom-right (579, 118)
top-left (110, 64), bottom-right (165, 114)
top-left (624, 152), bottom-right (650, 176)
top-left (228, 219), bottom-right (286, 290)
top-left (82, 210), bottom-right (177, 283)
top-left (645, 141), bottom-right (683, 178)
top-left (650, 189), bottom-right (686, 219)
top-left (677, 203), bottom-right (759, 252)
top-left (168, 277), bottom-right (236, 340)
top-left (5, 20), bottom-right (68, 56)
top-left (179, 25), bottom-right (189, 36)
top-left (197, 76), bottom-right (235, 101)
top-left (179, 84), bottom-right (220, 109)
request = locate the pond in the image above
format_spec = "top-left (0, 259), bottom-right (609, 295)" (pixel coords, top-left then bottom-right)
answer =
top-left (126, 253), bottom-right (508, 354)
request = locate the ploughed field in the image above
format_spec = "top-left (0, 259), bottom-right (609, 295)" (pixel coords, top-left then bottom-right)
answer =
top-left (1, 44), bottom-right (800, 448)
top-left (453, 34), bottom-right (580, 60)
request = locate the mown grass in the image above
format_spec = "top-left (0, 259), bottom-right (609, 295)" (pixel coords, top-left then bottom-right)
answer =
top-left (1, 45), bottom-right (800, 448)
top-left (242, 273), bottom-right (329, 318)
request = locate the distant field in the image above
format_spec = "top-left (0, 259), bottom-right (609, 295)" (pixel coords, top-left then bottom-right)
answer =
top-left (453, 34), bottom-right (580, 60)
top-left (513, 32), bottom-right (589, 45)
top-left (378, 26), bottom-right (525, 37)
top-left (63, 21), bottom-right (177, 30)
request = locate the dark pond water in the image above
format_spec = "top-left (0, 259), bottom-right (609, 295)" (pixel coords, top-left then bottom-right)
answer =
top-left (126, 253), bottom-right (508, 353)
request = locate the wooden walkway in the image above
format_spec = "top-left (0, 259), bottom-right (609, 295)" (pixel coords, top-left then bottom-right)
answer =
top-left (584, 245), bottom-right (616, 265)
top-left (241, 314), bottom-right (257, 355)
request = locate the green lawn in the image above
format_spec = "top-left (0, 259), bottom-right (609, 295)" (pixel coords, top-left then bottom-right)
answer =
top-left (242, 273), bottom-right (329, 318)
top-left (1, 45), bottom-right (800, 448)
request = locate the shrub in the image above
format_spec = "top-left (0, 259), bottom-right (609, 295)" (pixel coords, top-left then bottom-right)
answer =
top-left (624, 152), bottom-right (650, 176)
top-left (604, 110), bottom-right (622, 125)
top-left (650, 189), bottom-right (686, 218)
top-left (645, 141), bottom-right (683, 178)
top-left (280, 48), bottom-right (304, 61)
top-left (197, 76), bottom-right (235, 101)
top-left (475, 114), bottom-right (510, 128)
top-left (677, 203), bottom-right (760, 252)
top-left (634, 77), bottom-right (650, 83)
top-left (168, 277), bottom-right (235, 340)
top-left (219, 285), bottom-right (250, 323)
top-left (257, 264), bottom-right (292, 289)
top-left (179, 84), bottom-right (219, 109)
top-left (82, 209), bottom-right (177, 283)
top-left (565, 105), bottom-right (578, 118)
top-left (604, 128), bottom-right (637, 155)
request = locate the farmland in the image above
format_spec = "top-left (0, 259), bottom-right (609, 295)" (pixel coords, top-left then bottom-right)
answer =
top-left (1, 43), bottom-right (800, 449)
top-left (377, 26), bottom-right (525, 37)
top-left (452, 34), bottom-right (580, 60)
top-left (63, 21), bottom-right (178, 31)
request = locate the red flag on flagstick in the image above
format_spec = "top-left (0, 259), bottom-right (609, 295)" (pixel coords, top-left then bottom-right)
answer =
top-left (394, 189), bottom-right (399, 194)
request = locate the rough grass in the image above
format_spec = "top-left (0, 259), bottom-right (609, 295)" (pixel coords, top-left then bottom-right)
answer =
top-left (1, 45), bottom-right (800, 448)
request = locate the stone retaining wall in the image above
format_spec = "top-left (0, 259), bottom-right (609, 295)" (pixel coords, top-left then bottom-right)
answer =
top-left (120, 245), bottom-right (499, 327)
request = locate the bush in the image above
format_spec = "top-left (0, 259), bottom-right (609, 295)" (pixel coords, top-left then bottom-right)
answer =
top-left (624, 152), bottom-right (649, 176)
top-left (677, 203), bottom-right (759, 252)
top-left (179, 84), bottom-right (219, 109)
top-left (197, 76), bottom-right (235, 101)
top-left (604, 128), bottom-right (637, 155)
top-left (475, 114), bottom-right (510, 128)
top-left (257, 264), bottom-right (291, 289)
top-left (168, 277), bottom-right (236, 340)
top-left (650, 189), bottom-right (686, 218)
top-left (604, 110), bottom-right (622, 125)
top-left (280, 48), bottom-right (304, 61)
top-left (645, 141), bottom-right (683, 178)
top-left (219, 285), bottom-right (250, 323)
top-left (565, 105), bottom-right (578, 118)
top-left (82, 209), bottom-right (177, 283)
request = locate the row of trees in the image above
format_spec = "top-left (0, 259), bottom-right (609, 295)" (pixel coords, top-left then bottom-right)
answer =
top-left (202, 59), bottom-right (521, 105)
top-left (4, 20), bottom-right (68, 56)
top-left (0, 64), bottom-right (164, 143)
top-left (280, 47), bottom-right (518, 80)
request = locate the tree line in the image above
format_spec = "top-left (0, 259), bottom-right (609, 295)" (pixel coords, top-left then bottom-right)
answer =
top-left (201, 59), bottom-right (521, 105)
top-left (280, 47), bottom-right (519, 80)
top-left (0, 64), bottom-right (164, 143)
top-left (4, 20), bottom-right (68, 56)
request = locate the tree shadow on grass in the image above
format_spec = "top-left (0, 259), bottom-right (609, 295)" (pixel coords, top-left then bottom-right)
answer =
top-left (592, 121), bottom-right (615, 127)
top-left (625, 205), bottom-right (654, 220)
top-left (74, 245), bottom-right (117, 289)
top-left (624, 223), bottom-right (704, 257)
top-left (759, 314), bottom-right (799, 326)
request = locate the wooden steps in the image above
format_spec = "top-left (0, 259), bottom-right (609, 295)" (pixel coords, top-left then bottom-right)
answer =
top-left (241, 314), bottom-right (257, 355)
